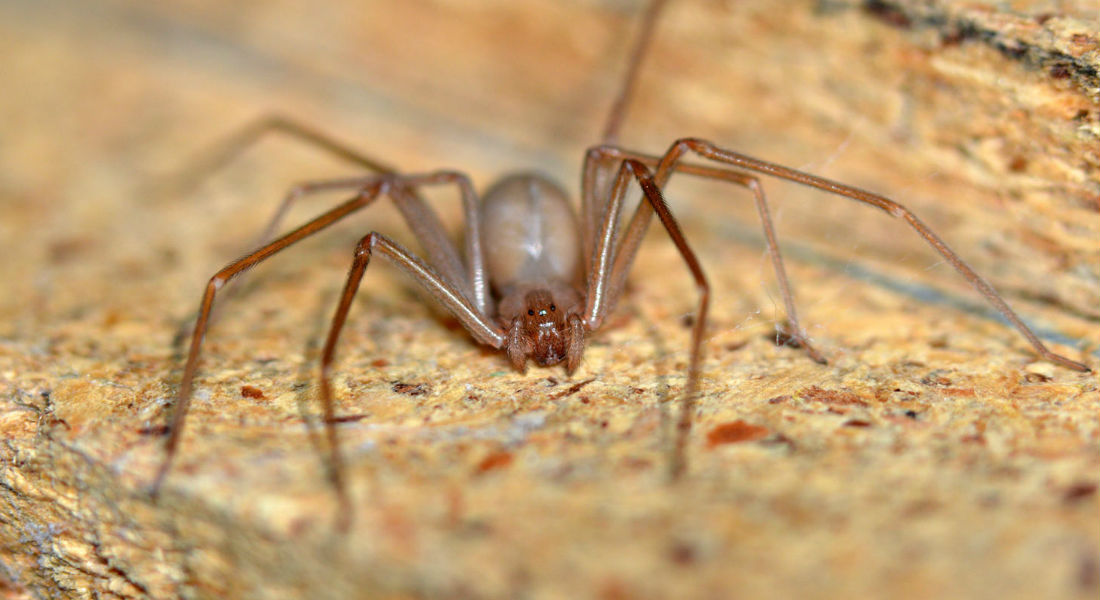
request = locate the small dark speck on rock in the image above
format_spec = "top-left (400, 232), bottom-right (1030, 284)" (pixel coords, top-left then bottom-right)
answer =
top-left (668, 541), bottom-right (697, 566)
top-left (724, 340), bottom-right (748, 352)
top-left (240, 385), bottom-right (265, 399)
top-left (1050, 63), bottom-right (1071, 79)
top-left (920, 372), bottom-right (952, 386)
top-left (707, 420), bottom-right (769, 446)
top-left (1064, 482), bottom-right (1097, 504)
top-left (392, 382), bottom-right (430, 396)
top-left (475, 450), bottom-right (513, 475)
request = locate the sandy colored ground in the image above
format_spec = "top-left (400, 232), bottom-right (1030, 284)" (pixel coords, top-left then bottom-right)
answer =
top-left (0, 0), bottom-right (1097, 598)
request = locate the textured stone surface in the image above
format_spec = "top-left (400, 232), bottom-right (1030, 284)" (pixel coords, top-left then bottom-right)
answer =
top-left (1, 0), bottom-right (1097, 598)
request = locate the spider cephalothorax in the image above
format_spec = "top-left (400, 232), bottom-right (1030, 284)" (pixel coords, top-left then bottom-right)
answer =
top-left (499, 286), bottom-right (585, 373)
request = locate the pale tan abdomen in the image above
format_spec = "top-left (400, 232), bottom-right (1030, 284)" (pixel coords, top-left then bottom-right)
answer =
top-left (480, 173), bottom-right (581, 294)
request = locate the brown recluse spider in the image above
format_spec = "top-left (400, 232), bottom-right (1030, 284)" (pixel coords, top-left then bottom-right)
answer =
top-left (152, 0), bottom-right (1090, 527)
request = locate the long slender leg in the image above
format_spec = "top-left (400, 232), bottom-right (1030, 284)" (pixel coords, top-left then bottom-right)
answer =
top-left (161, 115), bottom-right (400, 337)
top-left (387, 173), bottom-right (492, 316)
top-left (582, 159), bottom-right (710, 479)
top-left (167, 115), bottom-right (486, 311)
top-left (163, 114), bottom-right (494, 309)
top-left (253, 176), bottom-right (390, 246)
top-left (256, 172), bottom-right (491, 315)
top-left (162, 114), bottom-right (396, 199)
top-left (152, 184), bottom-right (383, 498)
top-left (584, 147), bottom-right (826, 362)
top-left (599, 0), bottom-right (669, 144)
top-left (171, 174), bottom-right (458, 345)
top-left (152, 173), bottom-right (497, 499)
top-left (582, 0), bottom-right (671, 259)
top-left (715, 172), bottom-right (826, 362)
top-left (319, 231), bottom-right (506, 528)
top-left (582, 159), bottom-right (634, 327)
top-left (587, 141), bottom-right (1090, 372)
top-left (199, 177), bottom-right (394, 319)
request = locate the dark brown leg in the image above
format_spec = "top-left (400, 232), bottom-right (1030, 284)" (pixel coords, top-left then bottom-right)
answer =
top-left (152, 184), bottom-right (385, 499)
top-left (253, 176), bottom-right (391, 246)
top-left (176, 172), bottom-right (485, 346)
top-left (583, 146), bottom-right (825, 362)
top-left (153, 173), bottom-right (501, 505)
top-left (674, 139), bottom-right (1090, 372)
top-left (589, 141), bottom-right (1090, 372)
top-left (319, 230), bottom-right (506, 528)
top-left (161, 115), bottom-right (400, 339)
top-left (199, 176), bottom-right (397, 320)
top-left (256, 171), bottom-right (492, 315)
top-left (581, 159), bottom-right (710, 479)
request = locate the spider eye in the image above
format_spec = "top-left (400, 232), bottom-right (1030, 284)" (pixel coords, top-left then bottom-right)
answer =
top-left (550, 304), bottom-right (556, 311)
top-left (528, 309), bottom-right (535, 316)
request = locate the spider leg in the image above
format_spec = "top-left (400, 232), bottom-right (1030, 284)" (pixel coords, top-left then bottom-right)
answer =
top-left (173, 176), bottom-right (396, 344)
top-left (319, 227), bottom-right (506, 528)
top-left (255, 171), bottom-right (491, 315)
top-left (153, 185), bottom-right (384, 500)
top-left (585, 146), bottom-right (826, 362)
top-left (594, 140), bottom-right (1090, 372)
top-left (154, 172), bottom-right (494, 504)
top-left (160, 113), bottom-right (396, 199)
top-left (166, 113), bottom-right (485, 306)
top-left (162, 113), bottom-right (489, 307)
top-left (162, 115), bottom-right (401, 342)
top-left (581, 158), bottom-right (709, 480)
top-left (387, 172), bottom-right (492, 316)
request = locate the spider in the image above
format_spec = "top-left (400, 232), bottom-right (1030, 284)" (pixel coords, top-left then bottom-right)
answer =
top-left (152, 0), bottom-right (1089, 526)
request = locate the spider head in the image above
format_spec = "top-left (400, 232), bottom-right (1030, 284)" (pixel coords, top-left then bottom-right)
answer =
top-left (520, 289), bottom-right (569, 366)
top-left (502, 286), bottom-right (585, 373)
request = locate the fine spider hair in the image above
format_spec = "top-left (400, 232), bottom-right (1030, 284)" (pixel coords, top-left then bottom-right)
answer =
top-left (152, 0), bottom-right (1090, 528)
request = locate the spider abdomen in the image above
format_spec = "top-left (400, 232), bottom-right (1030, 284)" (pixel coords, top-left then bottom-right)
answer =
top-left (480, 173), bottom-right (581, 295)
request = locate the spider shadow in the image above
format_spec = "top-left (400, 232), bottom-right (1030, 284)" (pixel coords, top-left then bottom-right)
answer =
top-left (603, 292), bottom-right (678, 458)
top-left (287, 283), bottom-right (344, 488)
top-left (162, 272), bottom-right (360, 493)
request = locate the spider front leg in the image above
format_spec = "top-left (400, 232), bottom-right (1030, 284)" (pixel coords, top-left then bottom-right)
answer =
top-left (177, 176), bottom-right (391, 338)
top-left (222, 173), bottom-right (490, 317)
top-left (583, 146), bottom-right (826, 363)
top-left (593, 139), bottom-right (1090, 372)
top-left (582, 158), bottom-right (710, 479)
top-left (319, 227), bottom-right (505, 529)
